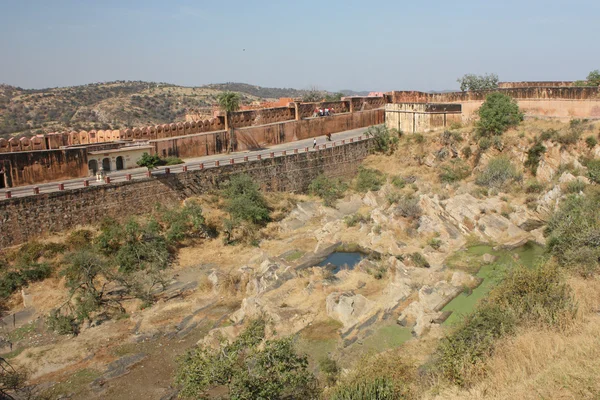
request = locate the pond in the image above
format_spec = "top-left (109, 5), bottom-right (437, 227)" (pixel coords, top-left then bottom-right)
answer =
top-left (442, 242), bottom-right (546, 326)
top-left (318, 252), bottom-right (366, 273)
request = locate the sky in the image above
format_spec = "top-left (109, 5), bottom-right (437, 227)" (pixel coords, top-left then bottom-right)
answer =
top-left (1, 0), bottom-right (599, 92)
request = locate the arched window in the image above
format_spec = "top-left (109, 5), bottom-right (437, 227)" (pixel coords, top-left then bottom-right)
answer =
top-left (116, 156), bottom-right (125, 170)
top-left (88, 159), bottom-right (98, 174)
top-left (102, 158), bottom-right (111, 171)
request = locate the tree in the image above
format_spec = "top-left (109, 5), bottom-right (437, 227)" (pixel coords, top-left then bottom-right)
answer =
top-left (324, 92), bottom-right (344, 102)
top-left (587, 70), bottom-right (600, 86)
top-left (457, 73), bottom-right (499, 92)
top-left (302, 86), bottom-right (324, 102)
top-left (136, 152), bottom-right (162, 170)
top-left (476, 93), bottom-right (523, 136)
top-left (217, 91), bottom-right (241, 152)
top-left (176, 319), bottom-right (319, 399)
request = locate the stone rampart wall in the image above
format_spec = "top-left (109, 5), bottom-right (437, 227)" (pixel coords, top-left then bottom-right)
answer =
top-left (498, 81), bottom-right (575, 88)
top-left (0, 148), bottom-right (88, 187)
top-left (0, 140), bottom-right (371, 248)
top-left (152, 109), bottom-right (384, 159)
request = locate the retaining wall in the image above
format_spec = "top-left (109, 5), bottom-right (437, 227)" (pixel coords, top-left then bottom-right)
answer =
top-left (0, 140), bottom-right (371, 248)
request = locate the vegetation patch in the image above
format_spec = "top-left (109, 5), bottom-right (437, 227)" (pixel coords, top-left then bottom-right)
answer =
top-left (355, 167), bottom-right (386, 193)
top-left (475, 156), bottom-right (522, 188)
top-left (308, 174), bottom-right (347, 207)
top-left (439, 159), bottom-right (471, 183)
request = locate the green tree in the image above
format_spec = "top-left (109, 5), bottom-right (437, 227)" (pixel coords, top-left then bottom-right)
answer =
top-left (302, 87), bottom-right (323, 102)
top-left (217, 91), bottom-right (241, 152)
top-left (586, 70), bottom-right (600, 86)
top-left (457, 73), bottom-right (499, 91)
top-left (476, 93), bottom-right (523, 136)
top-left (324, 92), bottom-right (344, 102)
top-left (136, 152), bottom-right (162, 170)
top-left (175, 319), bottom-right (319, 399)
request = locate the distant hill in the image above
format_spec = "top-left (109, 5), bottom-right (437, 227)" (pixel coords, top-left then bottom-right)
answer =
top-left (201, 82), bottom-right (309, 100)
top-left (339, 89), bottom-right (371, 97)
top-left (0, 81), bottom-right (371, 138)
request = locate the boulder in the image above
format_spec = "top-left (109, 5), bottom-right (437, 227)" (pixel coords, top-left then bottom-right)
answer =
top-left (326, 292), bottom-right (376, 329)
top-left (482, 253), bottom-right (496, 264)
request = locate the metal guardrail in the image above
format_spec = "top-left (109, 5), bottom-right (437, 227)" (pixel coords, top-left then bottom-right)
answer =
top-left (1, 135), bottom-right (369, 201)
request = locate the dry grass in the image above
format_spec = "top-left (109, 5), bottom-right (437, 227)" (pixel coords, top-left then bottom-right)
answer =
top-left (428, 276), bottom-right (600, 400)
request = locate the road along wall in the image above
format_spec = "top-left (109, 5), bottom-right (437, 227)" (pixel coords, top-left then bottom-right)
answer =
top-left (0, 139), bottom-right (371, 248)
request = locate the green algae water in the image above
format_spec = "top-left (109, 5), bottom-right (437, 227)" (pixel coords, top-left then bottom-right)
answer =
top-left (442, 242), bottom-right (545, 326)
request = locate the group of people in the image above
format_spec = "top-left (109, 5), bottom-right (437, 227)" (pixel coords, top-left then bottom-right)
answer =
top-left (313, 107), bottom-right (334, 117)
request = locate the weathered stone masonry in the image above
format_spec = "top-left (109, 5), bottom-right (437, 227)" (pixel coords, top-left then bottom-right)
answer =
top-left (0, 140), bottom-right (371, 248)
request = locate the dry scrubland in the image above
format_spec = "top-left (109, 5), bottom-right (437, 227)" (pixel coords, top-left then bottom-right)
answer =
top-left (1, 116), bottom-right (600, 399)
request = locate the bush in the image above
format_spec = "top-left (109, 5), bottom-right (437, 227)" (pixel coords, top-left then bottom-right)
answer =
top-left (330, 378), bottom-right (395, 400)
top-left (475, 157), bottom-right (521, 188)
top-left (355, 167), bottom-right (385, 193)
top-left (540, 129), bottom-right (559, 141)
top-left (585, 136), bottom-right (597, 149)
top-left (525, 179), bottom-right (545, 193)
top-left (319, 356), bottom-right (339, 386)
top-left (545, 189), bottom-right (600, 277)
top-left (66, 229), bottom-right (95, 250)
top-left (136, 152), bottom-right (162, 169)
top-left (163, 156), bottom-right (183, 165)
top-left (222, 174), bottom-right (270, 225)
top-left (489, 262), bottom-right (576, 327)
top-left (586, 159), bottom-right (600, 184)
top-left (395, 195), bottom-right (421, 219)
top-left (308, 174), bottom-right (347, 207)
top-left (478, 137), bottom-right (491, 151)
top-left (564, 179), bottom-right (586, 193)
top-left (410, 252), bottom-right (430, 268)
top-left (175, 319), bottom-right (318, 399)
top-left (476, 93), bottom-right (523, 136)
top-left (461, 146), bottom-right (472, 159)
top-left (367, 125), bottom-right (399, 154)
top-left (390, 175), bottom-right (405, 188)
top-left (434, 304), bottom-right (516, 386)
top-left (525, 141), bottom-right (546, 176)
top-left (428, 237), bottom-right (442, 250)
top-left (439, 160), bottom-right (470, 183)
top-left (413, 133), bottom-right (425, 144)
top-left (344, 213), bottom-right (370, 227)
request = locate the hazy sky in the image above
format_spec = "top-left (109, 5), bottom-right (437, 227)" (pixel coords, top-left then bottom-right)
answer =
top-left (1, 0), bottom-right (599, 92)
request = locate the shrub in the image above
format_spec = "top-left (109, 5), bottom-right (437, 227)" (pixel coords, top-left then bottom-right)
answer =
top-left (175, 319), bottom-right (318, 399)
top-left (355, 167), bottom-right (385, 193)
top-left (525, 179), bottom-right (545, 193)
top-left (390, 175), bottom-right (405, 188)
top-left (539, 129), bottom-right (558, 141)
top-left (66, 229), bottom-right (95, 250)
top-left (222, 174), bottom-right (270, 225)
top-left (545, 189), bottom-right (600, 277)
top-left (525, 141), bottom-right (546, 176)
top-left (475, 157), bottom-right (521, 188)
top-left (308, 174), bottom-right (347, 207)
top-left (586, 159), bottom-right (600, 184)
top-left (433, 304), bottom-right (516, 386)
top-left (136, 152), bottom-right (162, 169)
top-left (163, 156), bottom-right (183, 165)
top-left (414, 133), bottom-right (425, 144)
top-left (564, 179), bottom-right (586, 193)
top-left (395, 195), bottom-right (421, 219)
top-left (344, 213), bottom-right (370, 227)
top-left (585, 136), bottom-right (598, 149)
top-left (439, 159), bottom-right (471, 183)
top-left (457, 73), bottom-right (499, 92)
top-left (489, 262), bottom-right (576, 327)
top-left (410, 252), bottom-right (430, 268)
top-left (476, 93), bottom-right (523, 137)
top-left (319, 356), bottom-right (339, 386)
top-left (450, 121), bottom-right (463, 130)
top-left (461, 146), bottom-right (472, 159)
top-left (367, 125), bottom-right (399, 154)
top-left (428, 237), bottom-right (442, 250)
top-left (478, 137), bottom-right (491, 150)
top-left (491, 135), bottom-right (503, 151)
top-left (330, 378), bottom-right (395, 400)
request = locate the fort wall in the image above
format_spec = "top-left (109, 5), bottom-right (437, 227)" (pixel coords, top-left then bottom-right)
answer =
top-left (152, 109), bottom-right (384, 159)
top-left (0, 140), bottom-right (371, 248)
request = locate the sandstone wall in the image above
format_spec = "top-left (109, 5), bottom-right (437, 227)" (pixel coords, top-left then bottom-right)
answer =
top-left (498, 81), bottom-right (575, 88)
top-left (0, 140), bottom-right (371, 248)
top-left (385, 103), bottom-right (462, 133)
top-left (152, 109), bottom-right (384, 159)
top-left (0, 148), bottom-right (88, 188)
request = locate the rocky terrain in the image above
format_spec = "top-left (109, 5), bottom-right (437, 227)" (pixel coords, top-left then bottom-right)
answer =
top-left (1, 118), bottom-right (599, 399)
